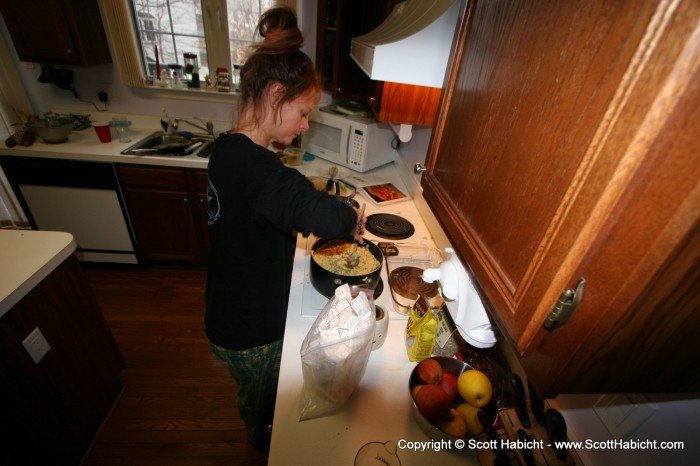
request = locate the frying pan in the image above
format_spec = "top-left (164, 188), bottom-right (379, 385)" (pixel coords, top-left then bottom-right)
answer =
top-left (130, 138), bottom-right (202, 155)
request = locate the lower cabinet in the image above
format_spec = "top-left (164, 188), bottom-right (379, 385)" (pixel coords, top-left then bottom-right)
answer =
top-left (117, 165), bottom-right (209, 264)
top-left (0, 255), bottom-right (124, 465)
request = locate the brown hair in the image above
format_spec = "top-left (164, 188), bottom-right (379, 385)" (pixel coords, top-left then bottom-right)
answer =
top-left (238, 7), bottom-right (320, 127)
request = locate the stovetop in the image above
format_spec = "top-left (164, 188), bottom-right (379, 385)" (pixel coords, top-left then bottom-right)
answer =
top-left (300, 199), bottom-right (435, 318)
top-left (365, 213), bottom-right (415, 239)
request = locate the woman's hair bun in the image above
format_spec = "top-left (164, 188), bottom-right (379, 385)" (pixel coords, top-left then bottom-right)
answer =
top-left (254, 7), bottom-right (304, 55)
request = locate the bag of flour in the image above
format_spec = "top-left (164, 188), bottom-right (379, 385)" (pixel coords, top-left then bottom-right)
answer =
top-left (299, 284), bottom-right (375, 421)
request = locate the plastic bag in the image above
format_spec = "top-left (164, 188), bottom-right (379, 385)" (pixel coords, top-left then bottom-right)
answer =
top-left (299, 284), bottom-right (375, 421)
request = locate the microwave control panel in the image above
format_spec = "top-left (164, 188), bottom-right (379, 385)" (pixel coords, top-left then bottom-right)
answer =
top-left (348, 128), bottom-right (367, 168)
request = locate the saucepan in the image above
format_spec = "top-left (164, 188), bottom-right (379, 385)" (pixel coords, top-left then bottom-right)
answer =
top-left (310, 237), bottom-right (383, 298)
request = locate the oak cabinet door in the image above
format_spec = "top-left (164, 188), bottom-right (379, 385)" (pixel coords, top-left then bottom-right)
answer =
top-left (122, 188), bottom-right (203, 263)
top-left (423, 0), bottom-right (700, 395)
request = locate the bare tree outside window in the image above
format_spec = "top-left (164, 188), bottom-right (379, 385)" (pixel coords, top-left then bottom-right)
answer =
top-left (130, 0), bottom-right (273, 87)
top-left (228, 0), bottom-right (274, 66)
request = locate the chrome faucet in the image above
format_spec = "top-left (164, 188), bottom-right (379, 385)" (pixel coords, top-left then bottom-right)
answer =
top-left (173, 117), bottom-right (215, 136)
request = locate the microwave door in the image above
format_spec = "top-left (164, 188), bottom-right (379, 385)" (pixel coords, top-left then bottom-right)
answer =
top-left (303, 117), bottom-right (348, 166)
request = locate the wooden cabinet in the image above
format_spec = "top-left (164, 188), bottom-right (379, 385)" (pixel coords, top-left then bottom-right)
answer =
top-left (0, 0), bottom-right (111, 65)
top-left (117, 165), bottom-right (209, 264)
top-left (316, 0), bottom-right (394, 101)
top-left (316, 1), bottom-right (442, 126)
top-left (422, 0), bottom-right (700, 396)
top-left (0, 254), bottom-right (124, 464)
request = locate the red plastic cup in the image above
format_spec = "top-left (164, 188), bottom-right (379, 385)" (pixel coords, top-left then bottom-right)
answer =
top-left (93, 122), bottom-right (112, 143)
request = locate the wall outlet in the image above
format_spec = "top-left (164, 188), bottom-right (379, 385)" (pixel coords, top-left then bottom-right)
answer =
top-left (97, 82), bottom-right (112, 103)
top-left (593, 394), bottom-right (657, 439)
top-left (22, 327), bottom-right (51, 364)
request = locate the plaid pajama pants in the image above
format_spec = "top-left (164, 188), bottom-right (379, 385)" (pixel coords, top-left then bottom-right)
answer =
top-left (210, 339), bottom-right (283, 451)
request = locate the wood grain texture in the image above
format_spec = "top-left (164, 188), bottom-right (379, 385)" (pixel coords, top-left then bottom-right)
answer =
top-left (379, 82), bottom-right (442, 126)
top-left (81, 265), bottom-right (267, 466)
top-left (422, 0), bottom-right (700, 395)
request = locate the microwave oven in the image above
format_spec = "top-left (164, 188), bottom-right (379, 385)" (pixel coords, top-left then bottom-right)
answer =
top-left (301, 108), bottom-right (395, 173)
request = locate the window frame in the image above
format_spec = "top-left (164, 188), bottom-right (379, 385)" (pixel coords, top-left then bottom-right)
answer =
top-left (102, 0), bottom-right (295, 103)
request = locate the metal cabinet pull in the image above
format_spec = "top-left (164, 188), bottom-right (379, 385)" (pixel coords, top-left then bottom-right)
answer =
top-left (544, 278), bottom-right (585, 332)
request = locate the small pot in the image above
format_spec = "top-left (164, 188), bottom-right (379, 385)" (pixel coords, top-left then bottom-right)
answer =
top-left (310, 237), bottom-right (383, 298)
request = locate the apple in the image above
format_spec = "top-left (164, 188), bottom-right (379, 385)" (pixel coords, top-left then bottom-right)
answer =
top-left (457, 369), bottom-right (493, 408)
top-left (411, 384), bottom-right (425, 400)
top-left (456, 402), bottom-right (485, 435)
top-left (415, 384), bottom-right (452, 421)
top-left (439, 372), bottom-right (459, 401)
top-left (436, 408), bottom-right (467, 437)
top-left (416, 358), bottom-right (442, 385)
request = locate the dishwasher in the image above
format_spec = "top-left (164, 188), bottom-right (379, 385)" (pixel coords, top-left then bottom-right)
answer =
top-left (0, 156), bottom-right (139, 264)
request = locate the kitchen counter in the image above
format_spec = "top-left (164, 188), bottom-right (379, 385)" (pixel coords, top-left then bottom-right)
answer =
top-left (0, 125), bottom-right (210, 169)
top-left (268, 164), bottom-right (480, 466)
top-left (0, 229), bottom-right (76, 317)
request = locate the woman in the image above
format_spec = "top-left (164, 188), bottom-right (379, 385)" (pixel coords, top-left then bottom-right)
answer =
top-left (205, 7), bottom-right (365, 451)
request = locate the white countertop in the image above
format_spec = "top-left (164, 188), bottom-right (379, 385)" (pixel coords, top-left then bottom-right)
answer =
top-left (268, 164), bottom-right (480, 466)
top-left (0, 230), bottom-right (76, 318)
top-left (0, 125), bottom-right (210, 169)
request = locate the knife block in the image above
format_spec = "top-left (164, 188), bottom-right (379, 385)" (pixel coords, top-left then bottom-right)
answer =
top-left (499, 407), bottom-right (580, 466)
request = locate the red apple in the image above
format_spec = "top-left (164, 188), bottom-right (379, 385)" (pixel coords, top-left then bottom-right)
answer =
top-left (439, 372), bottom-right (459, 401)
top-left (416, 358), bottom-right (442, 385)
top-left (415, 384), bottom-right (452, 421)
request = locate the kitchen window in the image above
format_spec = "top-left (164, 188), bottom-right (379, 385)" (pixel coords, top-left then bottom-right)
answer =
top-left (130, 0), bottom-right (275, 85)
top-left (101, 0), bottom-right (293, 97)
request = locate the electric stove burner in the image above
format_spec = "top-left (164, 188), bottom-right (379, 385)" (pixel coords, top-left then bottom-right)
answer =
top-left (366, 213), bottom-right (415, 239)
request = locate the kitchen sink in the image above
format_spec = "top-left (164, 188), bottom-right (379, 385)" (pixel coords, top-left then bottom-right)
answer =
top-left (121, 132), bottom-right (215, 158)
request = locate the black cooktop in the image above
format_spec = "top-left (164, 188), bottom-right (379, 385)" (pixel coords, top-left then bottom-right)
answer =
top-left (366, 213), bottom-right (415, 240)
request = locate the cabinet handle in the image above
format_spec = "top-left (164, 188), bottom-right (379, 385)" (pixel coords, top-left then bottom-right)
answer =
top-left (414, 163), bottom-right (427, 174)
top-left (183, 197), bottom-right (188, 202)
top-left (66, 49), bottom-right (73, 55)
top-left (544, 278), bottom-right (586, 332)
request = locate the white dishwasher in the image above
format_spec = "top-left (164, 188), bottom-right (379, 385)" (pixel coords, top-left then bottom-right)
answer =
top-left (0, 156), bottom-right (139, 264)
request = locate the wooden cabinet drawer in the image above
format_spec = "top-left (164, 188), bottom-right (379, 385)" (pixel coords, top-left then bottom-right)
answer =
top-left (117, 165), bottom-right (189, 190)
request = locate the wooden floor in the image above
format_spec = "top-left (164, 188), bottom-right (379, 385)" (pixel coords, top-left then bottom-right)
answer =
top-left (80, 264), bottom-right (268, 466)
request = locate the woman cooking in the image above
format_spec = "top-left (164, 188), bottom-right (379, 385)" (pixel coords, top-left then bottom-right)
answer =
top-left (205, 7), bottom-right (366, 451)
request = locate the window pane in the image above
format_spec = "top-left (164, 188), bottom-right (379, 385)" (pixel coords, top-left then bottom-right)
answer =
top-left (131, 0), bottom-right (206, 78)
top-left (227, 0), bottom-right (275, 65)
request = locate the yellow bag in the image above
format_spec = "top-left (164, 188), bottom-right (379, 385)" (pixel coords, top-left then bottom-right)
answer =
top-left (405, 295), bottom-right (437, 362)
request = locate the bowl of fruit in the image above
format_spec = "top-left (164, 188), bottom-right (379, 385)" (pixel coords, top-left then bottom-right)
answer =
top-left (409, 356), bottom-right (498, 441)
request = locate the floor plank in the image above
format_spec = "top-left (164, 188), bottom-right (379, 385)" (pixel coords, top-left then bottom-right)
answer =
top-left (80, 265), bottom-right (268, 466)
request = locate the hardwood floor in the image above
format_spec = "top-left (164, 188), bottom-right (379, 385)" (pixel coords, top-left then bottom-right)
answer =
top-left (80, 265), bottom-right (268, 466)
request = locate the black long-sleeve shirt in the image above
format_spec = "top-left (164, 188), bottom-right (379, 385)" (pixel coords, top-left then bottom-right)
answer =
top-left (205, 133), bottom-right (357, 350)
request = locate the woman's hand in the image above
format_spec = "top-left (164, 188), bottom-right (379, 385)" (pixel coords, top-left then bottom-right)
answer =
top-left (351, 204), bottom-right (367, 244)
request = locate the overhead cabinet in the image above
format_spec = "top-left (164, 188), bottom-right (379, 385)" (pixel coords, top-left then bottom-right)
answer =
top-left (316, 0), bottom-right (392, 100)
top-left (422, 0), bottom-right (700, 396)
top-left (0, 0), bottom-right (111, 65)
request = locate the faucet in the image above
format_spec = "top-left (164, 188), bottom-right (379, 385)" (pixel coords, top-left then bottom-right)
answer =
top-left (160, 109), bottom-right (175, 134)
top-left (173, 117), bottom-right (215, 136)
